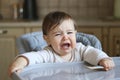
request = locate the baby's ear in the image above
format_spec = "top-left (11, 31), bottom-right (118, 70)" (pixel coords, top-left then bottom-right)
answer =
top-left (74, 30), bottom-right (77, 35)
top-left (43, 35), bottom-right (50, 45)
top-left (75, 30), bottom-right (77, 34)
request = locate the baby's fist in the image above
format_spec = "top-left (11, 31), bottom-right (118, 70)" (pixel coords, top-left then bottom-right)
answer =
top-left (99, 58), bottom-right (115, 71)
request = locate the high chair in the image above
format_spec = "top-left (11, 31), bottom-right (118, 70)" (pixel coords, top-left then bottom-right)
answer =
top-left (16, 31), bottom-right (102, 54)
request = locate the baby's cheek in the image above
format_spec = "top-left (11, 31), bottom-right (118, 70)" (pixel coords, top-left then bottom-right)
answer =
top-left (72, 37), bottom-right (76, 48)
top-left (72, 42), bottom-right (76, 48)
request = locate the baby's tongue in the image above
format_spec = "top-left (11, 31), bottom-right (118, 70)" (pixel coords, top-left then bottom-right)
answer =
top-left (61, 43), bottom-right (69, 49)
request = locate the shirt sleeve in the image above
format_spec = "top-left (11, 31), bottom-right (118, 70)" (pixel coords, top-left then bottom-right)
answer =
top-left (19, 50), bottom-right (51, 66)
top-left (77, 43), bottom-right (109, 65)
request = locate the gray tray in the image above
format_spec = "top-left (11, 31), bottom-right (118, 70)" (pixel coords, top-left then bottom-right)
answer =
top-left (11, 57), bottom-right (120, 80)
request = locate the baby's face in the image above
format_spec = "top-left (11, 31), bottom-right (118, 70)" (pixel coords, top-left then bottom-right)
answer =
top-left (44, 19), bottom-right (76, 56)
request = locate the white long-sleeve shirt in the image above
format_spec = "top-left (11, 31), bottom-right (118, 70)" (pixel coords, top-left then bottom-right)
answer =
top-left (21, 43), bottom-right (109, 66)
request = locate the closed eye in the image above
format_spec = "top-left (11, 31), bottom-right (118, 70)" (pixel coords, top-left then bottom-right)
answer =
top-left (67, 31), bottom-right (74, 34)
top-left (55, 33), bottom-right (61, 36)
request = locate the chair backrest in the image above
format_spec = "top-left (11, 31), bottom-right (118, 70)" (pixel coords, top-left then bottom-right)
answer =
top-left (16, 31), bottom-right (102, 54)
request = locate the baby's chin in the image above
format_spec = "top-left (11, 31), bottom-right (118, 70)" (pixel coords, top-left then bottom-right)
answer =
top-left (60, 47), bottom-right (74, 54)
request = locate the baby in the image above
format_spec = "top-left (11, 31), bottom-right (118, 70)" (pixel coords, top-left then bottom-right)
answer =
top-left (8, 11), bottom-right (115, 76)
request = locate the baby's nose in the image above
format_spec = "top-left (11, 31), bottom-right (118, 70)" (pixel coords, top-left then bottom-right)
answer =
top-left (62, 33), bottom-right (69, 40)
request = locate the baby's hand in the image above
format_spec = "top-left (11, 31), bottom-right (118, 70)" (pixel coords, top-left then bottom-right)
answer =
top-left (8, 57), bottom-right (28, 77)
top-left (99, 58), bottom-right (115, 71)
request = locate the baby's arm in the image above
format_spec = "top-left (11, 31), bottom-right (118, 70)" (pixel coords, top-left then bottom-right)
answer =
top-left (8, 56), bottom-right (28, 77)
top-left (98, 58), bottom-right (115, 71)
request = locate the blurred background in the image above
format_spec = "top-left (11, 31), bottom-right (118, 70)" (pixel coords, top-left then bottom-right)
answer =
top-left (0, 0), bottom-right (115, 21)
top-left (0, 0), bottom-right (120, 80)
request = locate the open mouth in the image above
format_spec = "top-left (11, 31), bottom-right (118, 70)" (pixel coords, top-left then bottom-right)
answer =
top-left (61, 43), bottom-right (71, 49)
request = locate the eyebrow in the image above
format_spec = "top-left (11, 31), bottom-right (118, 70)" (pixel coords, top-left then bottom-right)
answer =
top-left (51, 31), bottom-right (61, 34)
top-left (51, 29), bottom-right (75, 34)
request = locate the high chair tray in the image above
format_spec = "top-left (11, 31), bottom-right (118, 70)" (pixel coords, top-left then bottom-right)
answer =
top-left (12, 57), bottom-right (120, 80)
